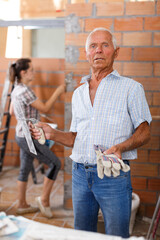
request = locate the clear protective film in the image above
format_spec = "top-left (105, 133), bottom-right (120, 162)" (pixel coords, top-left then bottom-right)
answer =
top-left (13, 97), bottom-right (37, 155)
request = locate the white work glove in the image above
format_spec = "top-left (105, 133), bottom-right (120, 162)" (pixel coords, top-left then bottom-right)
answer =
top-left (94, 145), bottom-right (105, 179)
top-left (94, 145), bottom-right (130, 179)
top-left (94, 145), bottom-right (112, 179)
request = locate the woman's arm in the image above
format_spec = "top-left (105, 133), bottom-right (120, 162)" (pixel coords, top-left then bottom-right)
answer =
top-left (9, 101), bottom-right (14, 115)
top-left (31, 84), bottom-right (65, 113)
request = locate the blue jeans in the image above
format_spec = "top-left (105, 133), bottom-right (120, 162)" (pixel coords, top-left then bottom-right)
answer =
top-left (72, 161), bottom-right (132, 238)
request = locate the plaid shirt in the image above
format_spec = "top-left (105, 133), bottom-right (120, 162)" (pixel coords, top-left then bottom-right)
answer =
top-left (70, 70), bottom-right (152, 164)
top-left (11, 83), bottom-right (40, 137)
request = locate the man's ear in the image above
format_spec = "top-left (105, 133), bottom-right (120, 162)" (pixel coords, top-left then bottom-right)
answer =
top-left (114, 47), bottom-right (120, 59)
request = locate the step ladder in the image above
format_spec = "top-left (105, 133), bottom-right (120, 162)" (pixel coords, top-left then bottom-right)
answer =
top-left (0, 62), bottom-right (13, 172)
top-left (146, 195), bottom-right (160, 240)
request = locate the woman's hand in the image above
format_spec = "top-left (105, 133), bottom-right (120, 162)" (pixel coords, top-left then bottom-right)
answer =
top-left (57, 83), bottom-right (66, 94)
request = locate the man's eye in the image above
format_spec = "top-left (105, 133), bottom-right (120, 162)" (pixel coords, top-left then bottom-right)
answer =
top-left (104, 44), bottom-right (108, 47)
top-left (90, 44), bottom-right (95, 48)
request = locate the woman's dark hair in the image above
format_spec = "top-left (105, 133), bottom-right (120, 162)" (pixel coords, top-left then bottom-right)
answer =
top-left (9, 58), bottom-right (31, 83)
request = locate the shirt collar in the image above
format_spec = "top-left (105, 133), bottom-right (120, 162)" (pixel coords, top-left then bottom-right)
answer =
top-left (80, 70), bottom-right (120, 83)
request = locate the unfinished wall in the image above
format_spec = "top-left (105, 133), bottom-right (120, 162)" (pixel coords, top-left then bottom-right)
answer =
top-left (64, 1), bottom-right (160, 218)
top-left (0, 57), bottom-right (65, 169)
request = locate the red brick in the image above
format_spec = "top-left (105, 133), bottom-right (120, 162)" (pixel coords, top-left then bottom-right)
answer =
top-left (153, 92), bottom-right (160, 106)
top-left (96, 2), bottom-right (124, 16)
top-left (89, 0), bottom-right (124, 2)
top-left (71, 0), bottom-right (86, 4)
top-left (150, 122), bottom-right (160, 136)
top-left (6, 142), bottom-right (12, 152)
top-left (134, 48), bottom-right (160, 61)
top-left (48, 73), bottom-right (65, 86)
top-left (52, 116), bottom-right (64, 130)
top-left (148, 179), bottom-right (160, 191)
top-left (150, 107), bottom-right (160, 118)
top-left (157, 0), bottom-right (160, 15)
top-left (31, 72), bottom-right (48, 86)
top-left (116, 47), bottom-right (132, 61)
top-left (126, 2), bottom-right (155, 16)
top-left (32, 58), bottom-right (62, 72)
top-left (113, 62), bottom-right (123, 75)
top-left (8, 128), bottom-right (16, 140)
top-left (66, 3), bottom-right (92, 17)
top-left (153, 32), bottom-right (160, 46)
top-left (53, 102), bottom-right (64, 115)
top-left (113, 32), bottom-right (122, 46)
top-left (10, 116), bottom-right (17, 127)
top-left (79, 47), bottom-right (86, 61)
top-left (149, 150), bottom-right (160, 163)
top-left (123, 32), bottom-right (152, 46)
top-left (0, 58), bottom-right (16, 70)
top-left (137, 149), bottom-right (149, 162)
top-left (145, 92), bottom-right (153, 106)
top-left (0, 72), bottom-right (6, 84)
top-left (135, 191), bottom-right (157, 204)
top-left (130, 163), bottom-right (158, 177)
top-left (144, 17), bottom-right (160, 31)
top-left (12, 142), bottom-right (20, 152)
top-left (59, 59), bottom-right (65, 71)
top-left (85, 18), bottom-right (113, 32)
top-left (114, 17), bottom-right (143, 31)
top-left (137, 204), bottom-right (145, 217)
top-left (123, 63), bottom-right (152, 77)
top-left (153, 63), bottom-right (160, 76)
top-left (3, 154), bottom-right (20, 166)
top-left (65, 33), bottom-right (88, 46)
top-left (134, 77), bottom-right (160, 92)
top-left (146, 205), bottom-right (156, 218)
top-left (143, 136), bottom-right (160, 150)
top-left (131, 177), bottom-right (147, 190)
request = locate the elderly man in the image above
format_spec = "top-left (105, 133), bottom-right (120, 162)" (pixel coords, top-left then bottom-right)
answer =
top-left (31, 28), bottom-right (152, 237)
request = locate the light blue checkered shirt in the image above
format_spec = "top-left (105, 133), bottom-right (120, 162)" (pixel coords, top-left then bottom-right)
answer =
top-left (70, 70), bottom-right (152, 164)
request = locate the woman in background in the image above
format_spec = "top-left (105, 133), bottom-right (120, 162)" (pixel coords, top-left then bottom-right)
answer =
top-left (9, 58), bottom-right (65, 218)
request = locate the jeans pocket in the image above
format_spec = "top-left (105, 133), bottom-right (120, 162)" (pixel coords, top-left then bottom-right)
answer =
top-left (72, 161), bottom-right (77, 171)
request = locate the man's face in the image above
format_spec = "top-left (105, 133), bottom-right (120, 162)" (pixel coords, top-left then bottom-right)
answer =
top-left (86, 31), bottom-right (119, 71)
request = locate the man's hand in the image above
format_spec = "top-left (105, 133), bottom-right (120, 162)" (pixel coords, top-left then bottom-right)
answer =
top-left (29, 121), bottom-right (54, 141)
top-left (103, 145), bottom-right (122, 159)
top-left (94, 145), bottom-right (130, 179)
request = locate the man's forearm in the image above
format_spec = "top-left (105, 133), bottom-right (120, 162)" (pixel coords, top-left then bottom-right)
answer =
top-left (117, 121), bottom-right (151, 153)
top-left (50, 129), bottom-right (76, 148)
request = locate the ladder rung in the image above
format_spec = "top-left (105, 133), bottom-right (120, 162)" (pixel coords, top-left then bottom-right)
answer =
top-left (0, 128), bottom-right (8, 134)
top-left (4, 112), bottom-right (10, 116)
top-left (0, 145), bottom-right (5, 150)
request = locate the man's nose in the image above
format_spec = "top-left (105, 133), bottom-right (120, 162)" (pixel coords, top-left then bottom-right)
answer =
top-left (96, 45), bottom-right (102, 52)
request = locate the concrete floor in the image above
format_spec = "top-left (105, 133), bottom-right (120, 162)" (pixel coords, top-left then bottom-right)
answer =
top-left (0, 165), bottom-right (159, 239)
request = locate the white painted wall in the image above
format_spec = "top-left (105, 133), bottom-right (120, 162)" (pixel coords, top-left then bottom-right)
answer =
top-left (32, 28), bottom-right (65, 58)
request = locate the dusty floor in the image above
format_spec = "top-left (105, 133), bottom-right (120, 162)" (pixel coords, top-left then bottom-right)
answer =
top-left (0, 165), bottom-right (159, 239)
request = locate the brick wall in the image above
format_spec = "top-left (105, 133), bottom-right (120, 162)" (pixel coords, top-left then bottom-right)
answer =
top-left (0, 57), bottom-right (65, 169)
top-left (64, 1), bottom-right (160, 218)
